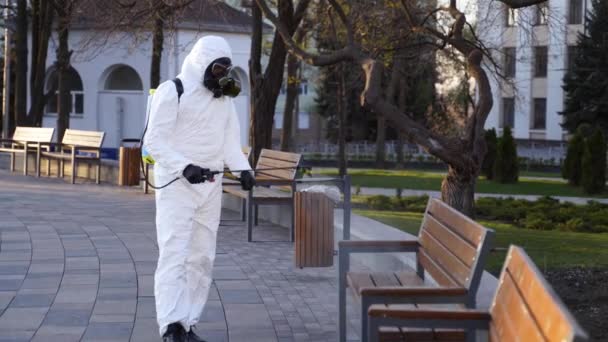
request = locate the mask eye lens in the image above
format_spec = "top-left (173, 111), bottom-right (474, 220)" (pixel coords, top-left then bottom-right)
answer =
top-left (211, 63), bottom-right (231, 78)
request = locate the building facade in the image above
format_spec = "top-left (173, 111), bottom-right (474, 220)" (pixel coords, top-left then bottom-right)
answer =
top-left (478, 0), bottom-right (592, 141)
top-left (32, 2), bottom-right (255, 156)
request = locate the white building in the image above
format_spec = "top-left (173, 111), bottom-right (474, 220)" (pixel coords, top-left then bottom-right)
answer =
top-left (34, 1), bottom-right (256, 158)
top-left (478, 0), bottom-right (591, 141)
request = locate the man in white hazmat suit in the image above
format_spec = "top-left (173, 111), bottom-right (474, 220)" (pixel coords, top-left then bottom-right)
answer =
top-left (143, 36), bottom-right (255, 342)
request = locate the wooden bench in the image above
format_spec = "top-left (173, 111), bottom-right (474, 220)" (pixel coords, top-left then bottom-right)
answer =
top-left (338, 198), bottom-right (495, 342)
top-left (223, 148), bottom-right (301, 242)
top-left (367, 245), bottom-right (588, 342)
top-left (0, 127), bottom-right (54, 176)
top-left (40, 129), bottom-right (105, 184)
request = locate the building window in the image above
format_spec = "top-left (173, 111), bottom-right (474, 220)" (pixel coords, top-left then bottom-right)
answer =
top-left (569, 0), bottom-right (583, 25)
top-left (501, 98), bottom-right (515, 128)
top-left (534, 46), bottom-right (548, 78)
top-left (567, 46), bottom-right (579, 72)
top-left (532, 98), bottom-right (547, 130)
top-left (298, 112), bottom-right (310, 129)
top-left (534, 3), bottom-right (548, 26)
top-left (503, 47), bottom-right (516, 78)
top-left (45, 67), bottom-right (84, 116)
top-left (274, 112), bottom-right (283, 129)
top-left (104, 65), bottom-right (143, 91)
top-left (505, 7), bottom-right (518, 27)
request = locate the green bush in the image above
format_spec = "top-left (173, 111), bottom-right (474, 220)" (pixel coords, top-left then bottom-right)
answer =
top-left (482, 129), bottom-right (498, 180)
top-left (366, 195), bottom-right (392, 210)
top-left (563, 132), bottom-right (585, 185)
top-left (581, 129), bottom-right (606, 194)
top-left (364, 194), bottom-right (608, 233)
top-left (494, 126), bottom-right (519, 183)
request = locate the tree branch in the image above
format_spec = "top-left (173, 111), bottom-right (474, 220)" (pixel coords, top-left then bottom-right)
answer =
top-left (498, 0), bottom-right (547, 9)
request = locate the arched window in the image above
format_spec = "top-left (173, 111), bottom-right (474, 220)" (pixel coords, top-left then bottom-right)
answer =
top-left (104, 65), bottom-right (143, 91)
top-left (45, 67), bottom-right (84, 116)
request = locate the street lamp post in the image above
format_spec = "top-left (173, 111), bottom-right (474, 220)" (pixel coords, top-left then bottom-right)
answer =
top-left (2, 0), bottom-right (11, 139)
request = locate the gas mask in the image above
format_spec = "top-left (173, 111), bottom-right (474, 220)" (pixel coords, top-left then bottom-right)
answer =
top-left (203, 57), bottom-right (241, 98)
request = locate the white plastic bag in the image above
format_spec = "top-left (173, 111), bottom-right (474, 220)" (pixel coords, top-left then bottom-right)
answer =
top-left (300, 185), bottom-right (341, 203)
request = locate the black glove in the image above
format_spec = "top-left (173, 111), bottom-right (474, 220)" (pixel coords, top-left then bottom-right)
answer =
top-left (182, 164), bottom-right (209, 184)
top-left (239, 171), bottom-right (255, 191)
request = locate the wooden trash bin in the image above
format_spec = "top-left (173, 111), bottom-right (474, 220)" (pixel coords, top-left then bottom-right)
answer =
top-left (118, 139), bottom-right (141, 186)
top-left (294, 191), bottom-right (335, 268)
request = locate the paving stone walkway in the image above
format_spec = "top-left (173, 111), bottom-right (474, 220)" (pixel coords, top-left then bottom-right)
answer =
top-left (0, 171), bottom-right (362, 342)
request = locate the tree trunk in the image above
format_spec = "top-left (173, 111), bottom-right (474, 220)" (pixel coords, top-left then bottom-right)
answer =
top-left (28, 0), bottom-right (53, 127)
top-left (338, 64), bottom-right (347, 176)
top-left (150, 7), bottom-right (165, 89)
top-left (395, 78), bottom-right (408, 168)
top-left (31, 0), bottom-right (40, 95)
top-left (441, 165), bottom-right (476, 217)
top-left (14, 0), bottom-right (28, 126)
top-left (396, 133), bottom-right (404, 168)
top-left (56, 12), bottom-right (71, 143)
top-left (280, 55), bottom-right (298, 151)
top-left (249, 0), bottom-right (306, 164)
top-left (375, 116), bottom-right (386, 168)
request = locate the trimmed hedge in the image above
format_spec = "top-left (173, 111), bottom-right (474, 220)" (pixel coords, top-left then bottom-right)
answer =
top-left (364, 195), bottom-right (608, 233)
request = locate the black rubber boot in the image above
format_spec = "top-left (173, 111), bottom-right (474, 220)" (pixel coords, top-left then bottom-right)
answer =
top-left (187, 327), bottom-right (207, 342)
top-left (162, 323), bottom-right (187, 342)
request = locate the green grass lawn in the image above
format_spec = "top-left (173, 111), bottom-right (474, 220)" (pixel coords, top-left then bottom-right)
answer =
top-left (317, 169), bottom-right (605, 198)
top-left (355, 209), bottom-right (608, 273)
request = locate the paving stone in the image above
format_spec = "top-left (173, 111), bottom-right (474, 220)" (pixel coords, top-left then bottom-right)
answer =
top-left (43, 308), bottom-right (91, 326)
top-left (81, 322), bottom-right (133, 341)
top-left (31, 325), bottom-right (86, 342)
top-left (0, 329), bottom-right (36, 342)
top-left (0, 307), bottom-right (47, 330)
top-left (92, 299), bottom-right (136, 315)
top-left (54, 285), bottom-right (97, 304)
top-left (137, 275), bottom-right (154, 297)
top-left (213, 266), bottom-right (248, 280)
top-left (10, 293), bottom-right (55, 308)
top-left (229, 329), bottom-right (278, 342)
top-left (90, 314), bottom-right (134, 323)
top-left (97, 287), bottom-right (137, 301)
top-left (224, 304), bottom-right (273, 329)
top-left (135, 296), bottom-right (156, 318)
top-left (130, 318), bottom-right (159, 342)
top-left (0, 279), bottom-right (23, 291)
top-left (219, 289), bottom-right (263, 304)
top-left (61, 274), bottom-right (99, 285)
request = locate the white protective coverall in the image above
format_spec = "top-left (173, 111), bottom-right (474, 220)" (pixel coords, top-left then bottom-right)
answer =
top-left (143, 35), bottom-right (251, 336)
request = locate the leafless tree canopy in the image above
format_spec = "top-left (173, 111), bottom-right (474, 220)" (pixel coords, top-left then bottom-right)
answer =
top-left (254, 0), bottom-right (550, 215)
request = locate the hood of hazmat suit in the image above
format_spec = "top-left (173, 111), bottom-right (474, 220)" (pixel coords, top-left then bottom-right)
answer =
top-left (143, 36), bottom-right (252, 336)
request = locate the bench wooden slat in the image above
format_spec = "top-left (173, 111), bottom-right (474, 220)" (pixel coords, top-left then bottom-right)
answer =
top-left (502, 247), bottom-right (579, 341)
top-left (61, 129), bottom-right (104, 148)
top-left (418, 250), bottom-right (459, 288)
top-left (347, 272), bottom-right (375, 293)
top-left (428, 199), bottom-right (485, 247)
top-left (490, 272), bottom-right (545, 341)
top-left (259, 148), bottom-right (301, 163)
top-left (394, 272), bottom-right (425, 287)
top-left (11, 127), bottom-right (54, 143)
top-left (423, 214), bottom-right (477, 268)
top-left (223, 186), bottom-right (291, 199)
top-left (419, 230), bottom-right (470, 287)
top-left (370, 273), bottom-right (401, 287)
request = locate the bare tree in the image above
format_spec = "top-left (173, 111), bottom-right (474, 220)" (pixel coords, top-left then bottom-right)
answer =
top-left (249, 0), bottom-right (311, 164)
top-left (28, 0), bottom-right (54, 126)
top-left (13, 0), bottom-right (26, 126)
top-left (255, 0), bottom-right (548, 215)
top-left (50, 0), bottom-right (82, 142)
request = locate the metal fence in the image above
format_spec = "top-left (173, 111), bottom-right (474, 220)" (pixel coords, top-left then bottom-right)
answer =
top-left (276, 140), bottom-right (567, 165)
